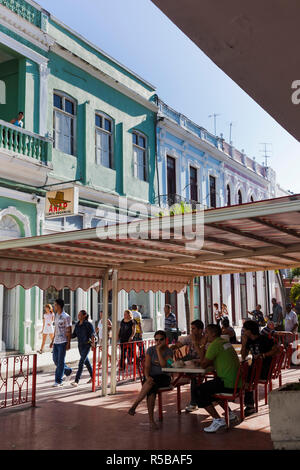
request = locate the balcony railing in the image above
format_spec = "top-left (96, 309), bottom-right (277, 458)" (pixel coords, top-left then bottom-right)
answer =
top-left (0, 0), bottom-right (42, 27)
top-left (0, 120), bottom-right (52, 164)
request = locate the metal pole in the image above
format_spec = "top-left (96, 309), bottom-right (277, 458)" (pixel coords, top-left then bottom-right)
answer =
top-left (190, 278), bottom-right (195, 323)
top-left (110, 270), bottom-right (118, 395)
top-left (31, 354), bottom-right (37, 407)
top-left (101, 271), bottom-right (109, 396)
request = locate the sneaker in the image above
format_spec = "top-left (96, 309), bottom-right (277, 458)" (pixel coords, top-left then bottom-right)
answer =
top-left (203, 418), bottom-right (226, 433)
top-left (52, 382), bottom-right (63, 387)
top-left (244, 406), bottom-right (256, 417)
top-left (185, 404), bottom-right (198, 412)
top-left (71, 382), bottom-right (78, 387)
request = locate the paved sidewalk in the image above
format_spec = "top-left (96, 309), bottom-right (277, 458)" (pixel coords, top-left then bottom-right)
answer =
top-left (0, 364), bottom-right (299, 450)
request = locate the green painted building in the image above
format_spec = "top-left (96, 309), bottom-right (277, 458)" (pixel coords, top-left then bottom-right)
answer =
top-left (0, 0), bottom-right (159, 353)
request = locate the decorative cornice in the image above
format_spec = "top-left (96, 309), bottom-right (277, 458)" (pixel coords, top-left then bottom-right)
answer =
top-left (0, 3), bottom-right (55, 51)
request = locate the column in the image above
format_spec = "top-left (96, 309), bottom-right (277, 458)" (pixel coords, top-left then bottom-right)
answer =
top-left (101, 272), bottom-right (109, 397)
top-left (39, 62), bottom-right (50, 137)
top-left (110, 270), bottom-right (119, 395)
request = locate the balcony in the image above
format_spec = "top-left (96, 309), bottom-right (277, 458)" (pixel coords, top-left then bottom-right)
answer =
top-left (0, 0), bottom-right (42, 27)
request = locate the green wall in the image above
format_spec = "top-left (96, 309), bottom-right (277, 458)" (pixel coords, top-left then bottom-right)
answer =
top-left (0, 59), bottom-right (19, 122)
top-left (0, 197), bottom-right (36, 236)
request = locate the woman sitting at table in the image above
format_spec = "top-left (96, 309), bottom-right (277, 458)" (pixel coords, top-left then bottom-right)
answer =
top-left (128, 330), bottom-right (173, 430)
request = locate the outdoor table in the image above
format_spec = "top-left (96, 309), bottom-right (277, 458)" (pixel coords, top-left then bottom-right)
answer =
top-left (162, 366), bottom-right (210, 387)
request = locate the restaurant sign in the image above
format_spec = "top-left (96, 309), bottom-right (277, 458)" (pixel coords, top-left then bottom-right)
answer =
top-left (45, 187), bottom-right (79, 218)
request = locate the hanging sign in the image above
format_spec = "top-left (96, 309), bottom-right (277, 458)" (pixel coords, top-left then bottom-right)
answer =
top-left (45, 187), bottom-right (79, 218)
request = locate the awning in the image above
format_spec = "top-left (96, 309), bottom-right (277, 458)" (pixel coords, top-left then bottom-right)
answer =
top-left (0, 194), bottom-right (299, 291)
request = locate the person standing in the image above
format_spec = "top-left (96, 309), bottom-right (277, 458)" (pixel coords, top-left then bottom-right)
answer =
top-left (38, 304), bottom-right (55, 354)
top-left (71, 310), bottom-right (95, 386)
top-left (213, 303), bottom-right (222, 326)
top-left (131, 304), bottom-right (144, 356)
top-left (50, 299), bottom-right (72, 387)
top-left (247, 304), bottom-right (266, 327)
top-left (118, 310), bottom-right (136, 370)
top-left (271, 298), bottom-right (283, 331)
top-left (96, 310), bottom-right (112, 345)
top-left (164, 304), bottom-right (177, 343)
top-left (284, 304), bottom-right (299, 347)
top-left (221, 303), bottom-right (229, 321)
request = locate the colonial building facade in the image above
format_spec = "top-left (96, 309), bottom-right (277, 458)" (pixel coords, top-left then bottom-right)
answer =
top-left (156, 99), bottom-right (289, 332)
top-left (0, 0), bottom-right (158, 352)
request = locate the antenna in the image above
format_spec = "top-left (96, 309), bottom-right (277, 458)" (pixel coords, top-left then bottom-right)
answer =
top-left (259, 143), bottom-right (272, 167)
top-left (208, 113), bottom-right (221, 135)
top-left (228, 121), bottom-right (235, 144)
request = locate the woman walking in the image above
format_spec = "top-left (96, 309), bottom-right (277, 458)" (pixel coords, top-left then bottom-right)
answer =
top-left (118, 310), bottom-right (135, 371)
top-left (128, 330), bottom-right (173, 430)
top-left (71, 310), bottom-right (95, 386)
top-left (38, 304), bottom-right (55, 354)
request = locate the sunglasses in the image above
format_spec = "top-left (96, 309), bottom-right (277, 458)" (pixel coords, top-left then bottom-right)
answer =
top-left (155, 337), bottom-right (165, 342)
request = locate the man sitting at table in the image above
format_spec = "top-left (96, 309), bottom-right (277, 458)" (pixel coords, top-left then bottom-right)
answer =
top-left (194, 324), bottom-right (241, 433)
top-left (241, 320), bottom-right (279, 416)
top-left (170, 319), bottom-right (204, 412)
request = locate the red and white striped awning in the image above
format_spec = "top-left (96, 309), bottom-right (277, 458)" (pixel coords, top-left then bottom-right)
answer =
top-left (0, 194), bottom-right (299, 292)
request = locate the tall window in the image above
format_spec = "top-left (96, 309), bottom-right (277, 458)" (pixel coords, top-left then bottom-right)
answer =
top-left (252, 272), bottom-right (258, 307)
top-left (226, 184), bottom-right (231, 206)
top-left (95, 113), bottom-right (113, 168)
top-left (240, 273), bottom-right (248, 319)
top-left (209, 175), bottom-right (217, 208)
top-left (53, 92), bottom-right (76, 156)
top-left (204, 276), bottom-right (213, 324)
top-left (250, 195), bottom-right (254, 202)
top-left (133, 131), bottom-right (148, 181)
top-left (190, 166), bottom-right (198, 202)
top-left (167, 156), bottom-right (176, 203)
top-left (238, 190), bottom-right (243, 205)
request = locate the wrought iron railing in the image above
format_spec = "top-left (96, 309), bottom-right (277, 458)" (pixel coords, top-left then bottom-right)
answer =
top-left (0, 120), bottom-right (52, 164)
top-left (0, 353), bottom-right (37, 409)
top-left (0, 0), bottom-right (41, 27)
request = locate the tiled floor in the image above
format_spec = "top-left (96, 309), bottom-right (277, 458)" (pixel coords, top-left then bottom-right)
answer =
top-left (0, 366), bottom-right (299, 450)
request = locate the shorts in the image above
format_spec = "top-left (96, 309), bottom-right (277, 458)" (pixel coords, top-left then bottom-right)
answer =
top-left (142, 374), bottom-right (171, 396)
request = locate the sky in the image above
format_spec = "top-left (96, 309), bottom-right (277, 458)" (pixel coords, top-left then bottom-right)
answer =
top-left (37, 0), bottom-right (300, 193)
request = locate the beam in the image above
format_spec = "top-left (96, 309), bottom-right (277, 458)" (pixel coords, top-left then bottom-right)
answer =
top-left (251, 217), bottom-right (300, 240)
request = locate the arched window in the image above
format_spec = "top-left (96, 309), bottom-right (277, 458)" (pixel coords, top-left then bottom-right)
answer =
top-left (238, 190), bottom-right (243, 205)
top-left (53, 91), bottom-right (76, 156)
top-left (95, 112), bottom-right (114, 169)
top-left (226, 184), bottom-right (231, 206)
top-left (0, 215), bottom-right (21, 240)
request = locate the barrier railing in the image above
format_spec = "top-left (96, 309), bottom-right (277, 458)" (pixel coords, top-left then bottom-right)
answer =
top-left (0, 353), bottom-right (37, 409)
top-left (92, 338), bottom-right (156, 391)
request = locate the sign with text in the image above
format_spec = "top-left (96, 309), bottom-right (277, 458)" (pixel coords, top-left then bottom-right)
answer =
top-left (45, 187), bottom-right (79, 218)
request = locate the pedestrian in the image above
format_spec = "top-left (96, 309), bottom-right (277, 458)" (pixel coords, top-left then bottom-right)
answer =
top-left (10, 111), bottom-right (24, 128)
top-left (221, 303), bottom-right (229, 321)
top-left (164, 304), bottom-right (177, 343)
top-left (71, 310), bottom-right (95, 387)
top-left (118, 310), bottom-right (135, 370)
top-left (50, 299), bottom-right (72, 387)
top-left (247, 304), bottom-right (266, 327)
top-left (131, 304), bottom-right (144, 357)
top-left (128, 330), bottom-right (173, 430)
top-left (38, 304), bottom-right (55, 354)
top-left (271, 298), bottom-right (283, 331)
top-left (213, 303), bottom-right (222, 326)
top-left (284, 303), bottom-right (299, 347)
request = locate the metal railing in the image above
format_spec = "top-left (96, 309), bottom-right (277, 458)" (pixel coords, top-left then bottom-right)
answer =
top-left (0, 353), bottom-right (37, 410)
top-left (0, 120), bottom-right (52, 164)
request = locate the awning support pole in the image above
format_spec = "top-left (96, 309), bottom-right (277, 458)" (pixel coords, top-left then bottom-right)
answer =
top-left (110, 269), bottom-right (118, 395)
top-left (190, 278), bottom-right (195, 323)
top-left (101, 271), bottom-right (109, 397)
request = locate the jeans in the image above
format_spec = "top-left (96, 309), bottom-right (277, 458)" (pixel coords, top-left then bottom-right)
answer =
top-left (75, 344), bottom-right (93, 383)
top-left (53, 342), bottom-right (72, 384)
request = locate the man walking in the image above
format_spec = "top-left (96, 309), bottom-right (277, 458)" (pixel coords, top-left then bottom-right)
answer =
top-left (50, 299), bottom-right (72, 387)
top-left (271, 298), bottom-right (283, 331)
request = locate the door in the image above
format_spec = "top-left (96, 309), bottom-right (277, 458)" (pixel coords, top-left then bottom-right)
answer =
top-left (167, 156), bottom-right (176, 205)
top-left (190, 166), bottom-right (198, 203)
top-left (2, 287), bottom-right (14, 350)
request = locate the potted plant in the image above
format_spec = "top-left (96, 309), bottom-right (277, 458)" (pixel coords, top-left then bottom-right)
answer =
top-left (269, 382), bottom-right (300, 449)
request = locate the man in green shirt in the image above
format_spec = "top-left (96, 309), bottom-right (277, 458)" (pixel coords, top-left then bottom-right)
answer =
top-left (195, 324), bottom-right (241, 433)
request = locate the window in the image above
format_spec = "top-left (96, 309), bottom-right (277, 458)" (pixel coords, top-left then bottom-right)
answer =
top-left (238, 190), bottom-right (243, 205)
top-left (240, 273), bottom-right (248, 319)
top-left (226, 185), bottom-right (231, 206)
top-left (133, 131), bottom-right (148, 181)
top-left (190, 166), bottom-right (198, 202)
top-left (95, 113), bottom-right (113, 168)
top-left (53, 92), bottom-right (76, 156)
top-left (250, 195), bottom-right (255, 202)
top-left (209, 175), bottom-right (216, 208)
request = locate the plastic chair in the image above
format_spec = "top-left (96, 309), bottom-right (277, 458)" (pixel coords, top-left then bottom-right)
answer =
top-left (246, 357), bottom-right (263, 413)
top-left (279, 343), bottom-right (293, 386)
top-left (214, 361), bottom-right (249, 428)
top-left (257, 347), bottom-right (285, 405)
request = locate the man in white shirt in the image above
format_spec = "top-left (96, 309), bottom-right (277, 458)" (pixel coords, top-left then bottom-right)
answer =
top-left (50, 299), bottom-right (72, 387)
top-left (284, 304), bottom-right (299, 349)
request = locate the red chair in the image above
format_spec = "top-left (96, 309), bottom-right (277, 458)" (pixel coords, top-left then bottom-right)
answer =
top-left (247, 357), bottom-right (263, 413)
top-left (257, 347), bottom-right (285, 405)
top-left (136, 356), bottom-right (181, 421)
top-left (279, 343), bottom-right (293, 386)
top-left (214, 361), bottom-right (249, 428)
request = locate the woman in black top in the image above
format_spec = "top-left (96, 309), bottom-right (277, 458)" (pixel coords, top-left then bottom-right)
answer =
top-left (71, 310), bottom-right (95, 386)
top-left (118, 310), bottom-right (135, 370)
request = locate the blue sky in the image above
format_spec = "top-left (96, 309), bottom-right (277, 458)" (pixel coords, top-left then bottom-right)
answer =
top-left (38, 0), bottom-right (300, 193)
